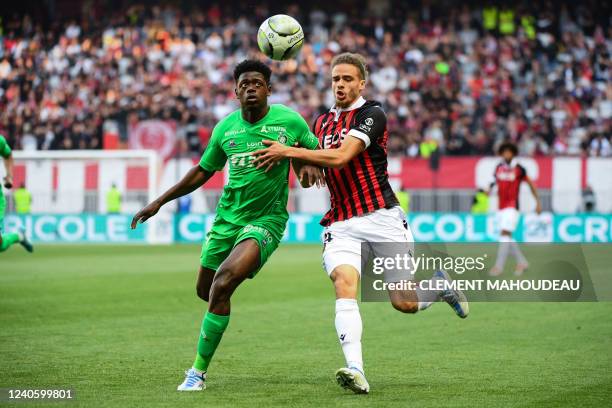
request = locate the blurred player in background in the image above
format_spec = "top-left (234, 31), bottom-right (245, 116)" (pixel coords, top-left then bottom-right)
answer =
top-left (131, 60), bottom-right (322, 391)
top-left (0, 135), bottom-right (33, 254)
top-left (253, 52), bottom-right (468, 394)
top-left (489, 142), bottom-right (542, 276)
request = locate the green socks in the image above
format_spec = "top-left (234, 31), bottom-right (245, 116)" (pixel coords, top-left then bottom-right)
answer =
top-left (0, 233), bottom-right (20, 252)
top-left (193, 311), bottom-right (230, 372)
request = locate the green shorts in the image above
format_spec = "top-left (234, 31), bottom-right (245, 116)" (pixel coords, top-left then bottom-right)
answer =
top-left (200, 216), bottom-right (284, 278)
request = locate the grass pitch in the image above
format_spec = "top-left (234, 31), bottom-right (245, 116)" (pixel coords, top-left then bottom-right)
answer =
top-left (1, 244), bottom-right (611, 407)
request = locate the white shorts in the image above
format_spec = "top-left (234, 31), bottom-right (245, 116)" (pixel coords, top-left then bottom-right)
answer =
top-left (498, 207), bottom-right (519, 233)
top-left (322, 206), bottom-right (414, 276)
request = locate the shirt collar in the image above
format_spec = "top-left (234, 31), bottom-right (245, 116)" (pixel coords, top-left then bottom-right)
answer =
top-left (330, 96), bottom-right (367, 115)
top-left (502, 158), bottom-right (518, 168)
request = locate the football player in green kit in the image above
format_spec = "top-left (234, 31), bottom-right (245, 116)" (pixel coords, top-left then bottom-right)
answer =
top-left (131, 60), bottom-right (322, 391)
top-left (0, 134), bottom-right (33, 254)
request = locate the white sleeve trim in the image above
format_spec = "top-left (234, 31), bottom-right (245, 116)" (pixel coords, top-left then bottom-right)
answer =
top-left (347, 129), bottom-right (371, 148)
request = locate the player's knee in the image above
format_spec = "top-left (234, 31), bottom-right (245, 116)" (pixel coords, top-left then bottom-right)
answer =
top-left (391, 299), bottom-right (419, 314)
top-left (211, 266), bottom-right (237, 296)
top-left (333, 273), bottom-right (358, 296)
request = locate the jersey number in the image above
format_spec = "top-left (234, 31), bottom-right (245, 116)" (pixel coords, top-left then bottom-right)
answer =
top-left (230, 153), bottom-right (255, 168)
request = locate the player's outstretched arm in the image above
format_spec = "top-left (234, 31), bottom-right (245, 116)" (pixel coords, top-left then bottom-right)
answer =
top-left (525, 176), bottom-right (542, 214)
top-left (2, 152), bottom-right (14, 189)
top-left (131, 165), bottom-right (214, 229)
top-left (253, 137), bottom-right (365, 171)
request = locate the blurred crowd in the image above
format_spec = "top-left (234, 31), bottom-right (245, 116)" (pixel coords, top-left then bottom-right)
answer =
top-left (0, 0), bottom-right (610, 156)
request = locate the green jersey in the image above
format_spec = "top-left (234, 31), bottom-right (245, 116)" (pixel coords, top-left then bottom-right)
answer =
top-left (199, 104), bottom-right (319, 228)
top-left (0, 135), bottom-right (12, 218)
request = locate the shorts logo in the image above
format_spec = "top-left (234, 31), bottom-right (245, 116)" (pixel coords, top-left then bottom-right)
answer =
top-left (339, 333), bottom-right (346, 342)
top-left (323, 232), bottom-right (333, 243)
top-left (243, 224), bottom-right (273, 242)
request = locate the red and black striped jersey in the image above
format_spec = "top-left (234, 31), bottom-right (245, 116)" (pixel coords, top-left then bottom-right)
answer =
top-left (312, 97), bottom-right (399, 226)
top-left (494, 160), bottom-right (527, 209)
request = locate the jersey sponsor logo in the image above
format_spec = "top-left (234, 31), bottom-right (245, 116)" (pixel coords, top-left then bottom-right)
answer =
top-left (260, 125), bottom-right (286, 133)
top-left (497, 170), bottom-right (517, 181)
top-left (323, 128), bottom-right (348, 149)
top-left (359, 123), bottom-right (371, 132)
top-left (247, 141), bottom-right (264, 148)
top-left (225, 128), bottom-right (246, 136)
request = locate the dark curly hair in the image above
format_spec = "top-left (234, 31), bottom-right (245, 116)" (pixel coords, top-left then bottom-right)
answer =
top-left (233, 59), bottom-right (272, 84)
top-left (498, 141), bottom-right (518, 156)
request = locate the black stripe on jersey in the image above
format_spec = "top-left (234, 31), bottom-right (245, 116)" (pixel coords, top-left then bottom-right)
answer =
top-left (347, 160), bottom-right (368, 213)
top-left (381, 179), bottom-right (399, 208)
top-left (338, 168), bottom-right (357, 217)
top-left (327, 169), bottom-right (345, 221)
top-left (322, 113), bottom-right (346, 222)
top-left (357, 150), bottom-right (380, 210)
top-left (336, 112), bottom-right (357, 218)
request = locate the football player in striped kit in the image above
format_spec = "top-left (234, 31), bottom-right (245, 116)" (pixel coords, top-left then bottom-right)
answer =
top-left (253, 53), bottom-right (469, 394)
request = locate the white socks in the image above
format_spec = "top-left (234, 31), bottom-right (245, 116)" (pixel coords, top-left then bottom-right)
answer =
top-left (335, 298), bottom-right (363, 373)
top-left (495, 235), bottom-right (527, 269)
top-left (510, 240), bottom-right (528, 265)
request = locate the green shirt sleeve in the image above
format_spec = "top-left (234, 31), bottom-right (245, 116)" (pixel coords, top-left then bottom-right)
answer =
top-left (199, 125), bottom-right (227, 172)
top-left (0, 135), bottom-right (12, 158)
top-left (294, 113), bottom-right (319, 150)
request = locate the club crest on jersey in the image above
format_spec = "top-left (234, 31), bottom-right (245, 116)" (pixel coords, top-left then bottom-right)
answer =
top-left (278, 131), bottom-right (288, 144)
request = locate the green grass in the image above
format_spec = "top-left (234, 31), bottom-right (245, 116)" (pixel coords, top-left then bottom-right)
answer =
top-left (1, 244), bottom-right (611, 407)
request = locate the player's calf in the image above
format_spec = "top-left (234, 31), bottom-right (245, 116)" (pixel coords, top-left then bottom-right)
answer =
top-left (196, 266), bottom-right (215, 302)
top-left (388, 290), bottom-right (419, 313)
top-left (208, 269), bottom-right (241, 315)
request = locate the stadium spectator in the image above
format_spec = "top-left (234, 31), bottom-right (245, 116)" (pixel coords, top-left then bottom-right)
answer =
top-left (0, 1), bottom-right (609, 157)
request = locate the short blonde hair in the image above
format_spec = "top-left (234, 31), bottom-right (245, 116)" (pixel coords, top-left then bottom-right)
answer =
top-left (331, 52), bottom-right (368, 80)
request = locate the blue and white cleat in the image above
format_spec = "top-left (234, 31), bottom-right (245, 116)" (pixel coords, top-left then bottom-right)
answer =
top-left (435, 270), bottom-right (469, 318)
top-left (18, 227), bottom-right (33, 253)
top-left (335, 367), bottom-right (369, 394)
top-left (177, 368), bottom-right (206, 391)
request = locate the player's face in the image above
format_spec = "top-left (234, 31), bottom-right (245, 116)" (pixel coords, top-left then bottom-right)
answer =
top-left (235, 72), bottom-right (271, 109)
top-left (501, 149), bottom-right (515, 163)
top-left (331, 64), bottom-right (365, 108)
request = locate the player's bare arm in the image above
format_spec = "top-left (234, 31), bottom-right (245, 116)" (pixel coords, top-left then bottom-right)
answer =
top-left (3, 152), bottom-right (13, 189)
top-left (253, 136), bottom-right (365, 171)
top-left (525, 176), bottom-right (542, 214)
top-left (131, 166), bottom-right (215, 228)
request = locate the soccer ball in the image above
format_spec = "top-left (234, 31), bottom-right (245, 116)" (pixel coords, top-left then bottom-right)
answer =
top-left (257, 15), bottom-right (304, 61)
